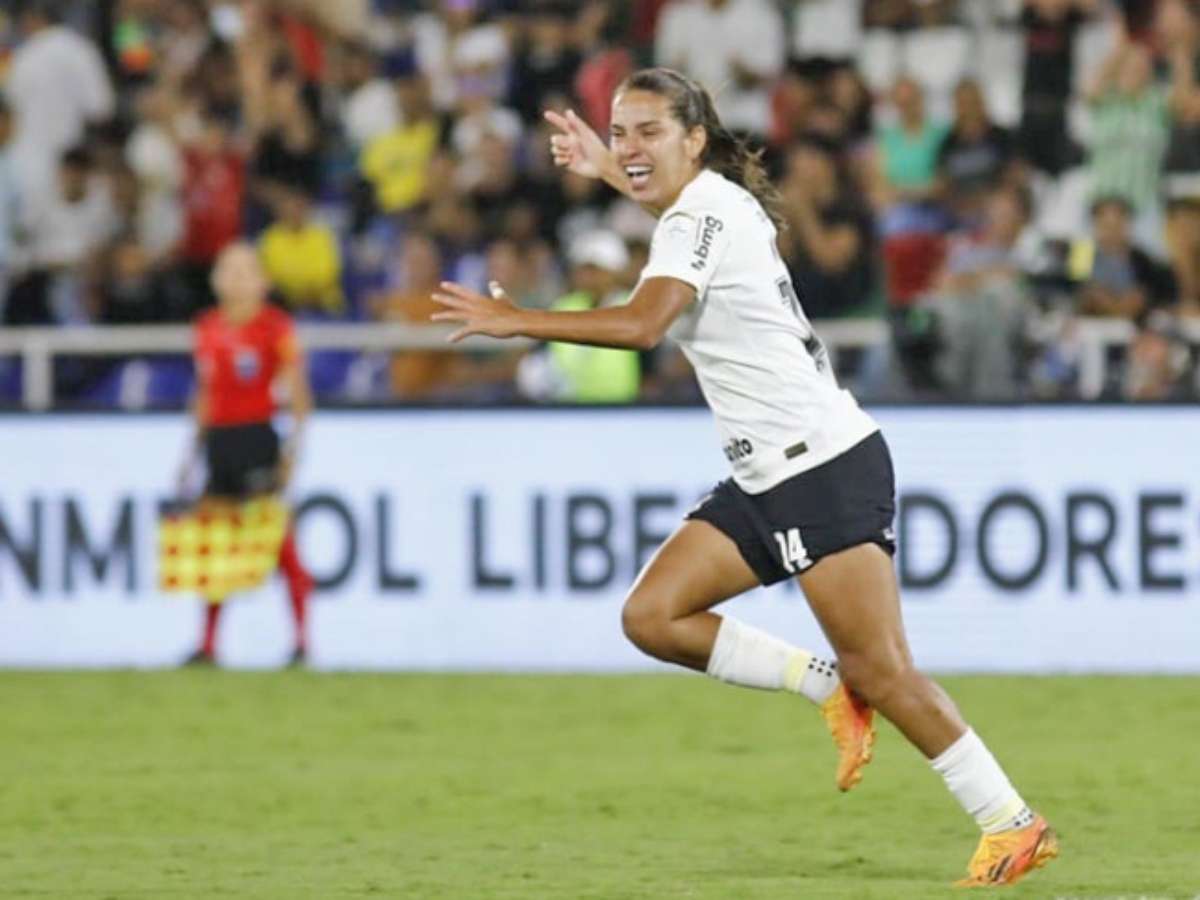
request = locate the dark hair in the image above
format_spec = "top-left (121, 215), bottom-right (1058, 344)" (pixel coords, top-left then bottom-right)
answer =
top-left (1090, 194), bottom-right (1134, 219)
top-left (615, 67), bottom-right (785, 230)
top-left (60, 146), bottom-right (92, 169)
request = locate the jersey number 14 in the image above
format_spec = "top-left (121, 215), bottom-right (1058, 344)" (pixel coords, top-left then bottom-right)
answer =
top-left (773, 527), bottom-right (811, 574)
top-left (777, 277), bottom-right (830, 373)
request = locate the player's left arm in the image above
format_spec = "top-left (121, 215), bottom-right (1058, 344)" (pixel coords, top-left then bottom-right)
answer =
top-left (431, 277), bottom-right (695, 351)
top-left (276, 330), bottom-right (312, 486)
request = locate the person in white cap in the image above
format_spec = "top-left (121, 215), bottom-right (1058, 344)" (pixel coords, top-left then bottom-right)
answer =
top-left (516, 230), bottom-right (639, 403)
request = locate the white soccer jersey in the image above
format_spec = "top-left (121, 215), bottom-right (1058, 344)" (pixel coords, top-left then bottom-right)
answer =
top-left (638, 169), bottom-right (878, 493)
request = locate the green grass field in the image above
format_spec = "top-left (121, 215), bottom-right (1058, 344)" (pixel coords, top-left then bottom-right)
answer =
top-left (1, 673), bottom-right (1197, 899)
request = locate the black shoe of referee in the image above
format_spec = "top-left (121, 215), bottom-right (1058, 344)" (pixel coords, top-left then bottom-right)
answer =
top-left (182, 648), bottom-right (215, 668)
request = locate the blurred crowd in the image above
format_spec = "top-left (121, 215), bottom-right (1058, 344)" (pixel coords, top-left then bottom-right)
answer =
top-left (1, 0), bottom-right (1200, 406)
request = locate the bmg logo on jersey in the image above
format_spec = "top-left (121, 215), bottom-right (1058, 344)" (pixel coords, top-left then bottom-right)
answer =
top-left (723, 436), bottom-right (754, 462)
top-left (691, 215), bottom-right (724, 271)
top-left (234, 347), bottom-right (261, 381)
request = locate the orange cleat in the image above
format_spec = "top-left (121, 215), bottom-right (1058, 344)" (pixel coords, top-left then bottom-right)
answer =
top-left (819, 684), bottom-right (875, 791)
top-left (954, 813), bottom-right (1059, 887)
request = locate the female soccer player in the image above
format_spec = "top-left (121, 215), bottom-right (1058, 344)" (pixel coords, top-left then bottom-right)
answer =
top-left (431, 68), bottom-right (1057, 887)
top-left (181, 243), bottom-right (313, 666)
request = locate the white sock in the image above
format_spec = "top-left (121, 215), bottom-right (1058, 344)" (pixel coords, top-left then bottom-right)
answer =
top-left (931, 728), bottom-right (1035, 834)
top-left (705, 616), bottom-right (839, 705)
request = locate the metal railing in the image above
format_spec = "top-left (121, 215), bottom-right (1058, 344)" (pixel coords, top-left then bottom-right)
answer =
top-left (0, 316), bottom-right (1193, 410)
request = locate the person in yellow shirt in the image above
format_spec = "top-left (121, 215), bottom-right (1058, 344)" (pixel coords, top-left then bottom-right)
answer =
top-left (359, 73), bottom-right (441, 214)
top-left (258, 185), bottom-right (344, 315)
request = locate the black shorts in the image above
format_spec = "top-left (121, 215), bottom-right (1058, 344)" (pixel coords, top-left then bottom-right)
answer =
top-left (204, 422), bottom-right (281, 499)
top-left (687, 432), bottom-right (896, 585)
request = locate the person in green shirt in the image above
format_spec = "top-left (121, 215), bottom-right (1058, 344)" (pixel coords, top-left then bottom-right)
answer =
top-left (516, 230), bottom-right (640, 403)
top-left (1084, 32), bottom-right (1168, 255)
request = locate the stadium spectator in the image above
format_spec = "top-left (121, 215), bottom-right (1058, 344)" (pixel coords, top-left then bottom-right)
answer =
top-left (1017, 0), bottom-right (1096, 175)
top-left (873, 76), bottom-right (951, 368)
top-left (1124, 310), bottom-right (1195, 400)
top-left (937, 79), bottom-right (1017, 226)
top-left (338, 41), bottom-right (399, 151)
top-left (925, 184), bottom-right (1036, 399)
top-left (654, 0), bottom-right (786, 138)
top-left (95, 233), bottom-right (184, 324)
top-left (246, 65), bottom-right (323, 223)
top-left (177, 108), bottom-right (245, 311)
top-left (359, 72), bottom-right (440, 216)
top-left (157, 0), bottom-right (214, 88)
top-left (873, 76), bottom-right (948, 210)
top-left (826, 63), bottom-right (874, 148)
top-left (258, 185), bottom-right (344, 316)
top-left (412, 0), bottom-right (507, 115)
top-left (124, 85), bottom-right (186, 265)
top-left (517, 229), bottom-right (639, 403)
top-left (769, 60), bottom-right (822, 149)
top-left (778, 139), bottom-right (876, 319)
top-left (183, 242), bottom-right (313, 666)
top-left (458, 132), bottom-right (552, 243)
top-left (571, 2), bottom-right (634, 137)
top-left (1159, 0), bottom-right (1200, 315)
top-left (1083, 31), bottom-right (1168, 255)
top-left (372, 231), bottom-right (521, 401)
top-left (1071, 196), bottom-right (1176, 319)
top-left (507, 3), bottom-right (581, 126)
top-left (5, 147), bottom-right (119, 326)
top-left (5, 0), bottom-right (115, 193)
top-left (372, 232), bottom-right (459, 399)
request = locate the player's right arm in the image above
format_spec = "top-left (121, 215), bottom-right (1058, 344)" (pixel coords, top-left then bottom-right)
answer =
top-left (432, 277), bottom-right (693, 351)
top-left (177, 325), bottom-right (210, 496)
top-left (544, 109), bottom-right (634, 198)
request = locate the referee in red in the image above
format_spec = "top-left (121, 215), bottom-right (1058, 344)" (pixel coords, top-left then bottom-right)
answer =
top-left (181, 242), bottom-right (314, 665)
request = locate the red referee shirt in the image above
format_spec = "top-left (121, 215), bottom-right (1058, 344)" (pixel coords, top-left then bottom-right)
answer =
top-left (194, 305), bottom-right (298, 427)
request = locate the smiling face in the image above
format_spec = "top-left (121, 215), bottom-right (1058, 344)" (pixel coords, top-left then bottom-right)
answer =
top-left (609, 89), bottom-right (706, 214)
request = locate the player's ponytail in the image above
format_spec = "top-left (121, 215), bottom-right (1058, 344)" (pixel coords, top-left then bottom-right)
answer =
top-left (616, 67), bottom-right (785, 231)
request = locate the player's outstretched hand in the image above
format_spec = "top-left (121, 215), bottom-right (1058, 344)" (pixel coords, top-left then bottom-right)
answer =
top-left (431, 280), bottom-right (523, 342)
top-left (544, 108), bottom-right (610, 180)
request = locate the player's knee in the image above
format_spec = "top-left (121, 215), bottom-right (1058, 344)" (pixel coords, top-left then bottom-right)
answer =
top-left (620, 592), bottom-right (668, 657)
top-left (837, 651), bottom-right (910, 707)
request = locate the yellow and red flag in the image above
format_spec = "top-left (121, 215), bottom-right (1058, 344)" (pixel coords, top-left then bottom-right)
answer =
top-left (158, 497), bottom-right (289, 601)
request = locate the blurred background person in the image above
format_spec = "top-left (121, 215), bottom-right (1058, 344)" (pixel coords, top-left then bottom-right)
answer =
top-left (258, 184), bottom-right (344, 317)
top-left (516, 229), bottom-right (640, 404)
top-left (5, 0), bottom-right (115, 193)
top-left (654, 0), bottom-right (785, 139)
top-left (778, 138), bottom-right (877, 321)
top-left (1083, 31), bottom-right (1168, 258)
top-left (4, 146), bottom-right (118, 326)
top-left (181, 243), bottom-right (313, 666)
top-left (1017, 0), bottom-right (1096, 176)
top-left (1159, 0), bottom-right (1200, 315)
top-left (937, 79), bottom-right (1017, 228)
top-left (924, 185), bottom-right (1038, 400)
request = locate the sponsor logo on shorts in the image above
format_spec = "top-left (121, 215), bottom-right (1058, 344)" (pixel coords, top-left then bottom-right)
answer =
top-left (691, 215), bottom-right (723, 271)
top-left (722, 437), bottom-right (754, 462)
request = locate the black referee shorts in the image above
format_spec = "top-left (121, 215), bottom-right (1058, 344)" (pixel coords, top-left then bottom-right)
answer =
top-left (204, 422), bottom-right (281, 499)
top-left (687, 432), bottom-right (896, 585)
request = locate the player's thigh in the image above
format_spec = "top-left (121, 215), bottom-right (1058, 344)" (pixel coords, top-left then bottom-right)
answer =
top-left (625, 519), bottom-right (759, 622)
top-left (798, 542), bottom-right (912, 673)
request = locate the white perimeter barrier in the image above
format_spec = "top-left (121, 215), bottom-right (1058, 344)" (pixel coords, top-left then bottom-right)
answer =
top-left (0, 407), bottom-right (1197, 671)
